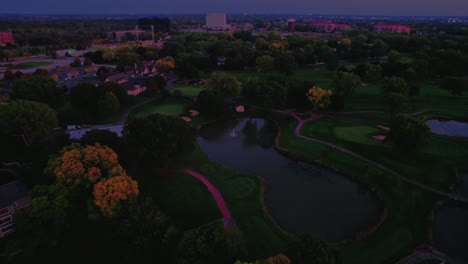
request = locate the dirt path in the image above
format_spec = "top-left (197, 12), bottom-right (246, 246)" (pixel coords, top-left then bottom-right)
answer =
top-left (276, 111), bottom-right (468, 204)
top-left (183, 168), bottom-right (234, 229)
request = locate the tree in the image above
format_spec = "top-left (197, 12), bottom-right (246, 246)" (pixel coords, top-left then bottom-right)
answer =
top-left (71, 57), bottom-right (81, 67)
top-left (124, 114), bottom-right (196, 167)
top-left (176, 222), bottom-right (247, 264)
top-left (287, 235), bottom-right (342, 264)
top-left (275, 52), bottom-right (297, 76)
top-left (146, 75), bottom-right (168, 94)
top-left (45, 143), bottom-right (138, 216)
top-left (93, 175), bottom-right (139, 217)
top-left (388, 50), bottom-right (402, 64)
top-left (264, 254), bottom-right (291, 264)
top-left (306, 86), bottom-right (333, 111)
top-left (155, 56), bottom-right (176, 72)
top-left (439, 77), bottom-right (468, 96)
top-left (382, 92), bottom-right (408, 116)
top-left (0, 100), bottom-right (58, 145)
top-left (80, 129), bottom-right (120, 150)
top-left (195, 90), bottom-right (227, 117)
top-left (382, 76), bottom-right (409, 95)
top-left (97, 92), bottom-right (120, 116)
top-left (387, 114), bottom-right (430, 154)
top-left (256, 55), bottom-right (275, 73)
top-left (353, 63), bottom-right (382, 81)
top-left (205, 72), bottom-right (240, 97)
top-left (11, 75), bottom-right (63, 106)
top-left (332, 71), bottom-right (361, 97)
top-left (325, 51), bottom-right (340, 71)
top-left (243, 79), bottom-right (287, 108)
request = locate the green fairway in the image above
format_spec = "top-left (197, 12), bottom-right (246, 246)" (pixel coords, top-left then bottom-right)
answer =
top-left (127, 97), bottom-right (191, 122)
top-left (171, 85), bottom-right (205, 97)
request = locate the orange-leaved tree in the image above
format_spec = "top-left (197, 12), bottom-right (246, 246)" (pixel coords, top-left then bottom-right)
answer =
top-left (306, 86), bottom-right (333, 111)
top-left (93, 175), bottom-right (139, 217)
top-left (45, 143), bottom-right (138, 216)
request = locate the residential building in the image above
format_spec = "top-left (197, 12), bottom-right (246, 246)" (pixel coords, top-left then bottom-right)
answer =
top-left (0, 179), bottom-right (30, 238)
top-left (311, 21), bottom-right (350, 33)
top-left (206, 13), bottom-right (228, 29)
top-left (0, 30), bottom-right (14, 46)
top-left (334, 24), bottom-right (351, 31)
top-left (105, 73), bottom-right (129, 84)
top-left (374, 23), bottom-right (411, 33)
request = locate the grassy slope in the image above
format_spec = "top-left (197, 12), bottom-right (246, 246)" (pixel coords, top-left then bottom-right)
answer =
top-left (126, 97), bottom-right (191, 122)
top-left (171, 85), bottom-right (205, 97)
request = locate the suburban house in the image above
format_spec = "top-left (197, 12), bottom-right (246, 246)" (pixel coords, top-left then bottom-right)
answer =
top-left (105, 73), bottom-right (129, 84)
top-left (0, 178), bottom-right (30, 238)
top-left (124, 79), bottom-right (148, 96)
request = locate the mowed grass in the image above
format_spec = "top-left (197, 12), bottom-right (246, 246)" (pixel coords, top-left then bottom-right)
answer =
top-left (127, 97), bottom-right (191, 122)
top-left (171, 85), bottom-right (205, 97)
top-left (141, 171), bottom-right (221, 229)
top-left (272, 114), bottom-right (438, 264)
top-left (145, 144), bottom-right (293, 258)
top-left (300, 117), bottom-right (467, 188)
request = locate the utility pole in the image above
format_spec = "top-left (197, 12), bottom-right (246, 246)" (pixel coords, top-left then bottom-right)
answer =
top-left (151, 25), bottom-right (155, 44)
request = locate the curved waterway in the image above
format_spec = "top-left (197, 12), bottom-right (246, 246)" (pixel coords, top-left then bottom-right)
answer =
top-left (199, 118), bottom-right (382, 241)
top-left (433, 172), bottom-right (468, 264)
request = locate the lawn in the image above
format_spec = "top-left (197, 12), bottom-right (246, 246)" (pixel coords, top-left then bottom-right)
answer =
top-left (300, 117), bottom-right (467, 189)
top-left (143, 144), bottom-right (293, 258)
top-left (141, 171), bottom-right (221, 229)
top-left (11, 61), bottom-right (54, 69)
top-left (127, 97), bottom-right (192, 122)
top-left (171, 85), bottom-right (205, 97)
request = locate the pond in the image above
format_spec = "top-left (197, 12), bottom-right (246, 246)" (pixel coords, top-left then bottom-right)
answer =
top-left (433, 172), bottom-right (468, 264)
top-left (426, 119), bottom-right (468, 137)
top-left (199, 118), bottom-right (383, 241)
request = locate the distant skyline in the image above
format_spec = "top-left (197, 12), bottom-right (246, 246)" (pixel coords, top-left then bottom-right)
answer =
top-left (2, 0), bottom-right (468, 16)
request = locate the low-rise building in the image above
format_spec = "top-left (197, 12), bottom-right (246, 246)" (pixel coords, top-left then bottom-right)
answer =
top-left (374, 23), bottom-right (411, 33)
top-left (0, 30), bottom-right (14, 46)
top-left (0, 179), bottom-right (30, 238)
top-left (311, 21), bottom-right (352, 33)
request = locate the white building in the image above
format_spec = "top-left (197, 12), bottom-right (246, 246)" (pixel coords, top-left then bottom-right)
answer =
top-left (206, 13), bottom-right (227, 29)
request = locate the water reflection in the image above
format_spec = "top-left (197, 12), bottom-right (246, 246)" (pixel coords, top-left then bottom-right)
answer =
top-left (199, 118), bottom-right (382, 241)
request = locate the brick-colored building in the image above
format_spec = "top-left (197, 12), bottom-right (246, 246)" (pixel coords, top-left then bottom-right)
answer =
top-left (0, 30), bottom-right (14, 46)
top-left (374, 23), bottom-right (411, 34)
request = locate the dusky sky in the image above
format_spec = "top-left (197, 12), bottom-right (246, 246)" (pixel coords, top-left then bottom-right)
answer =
top-left (2, 0), bottom-right (468, 16)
